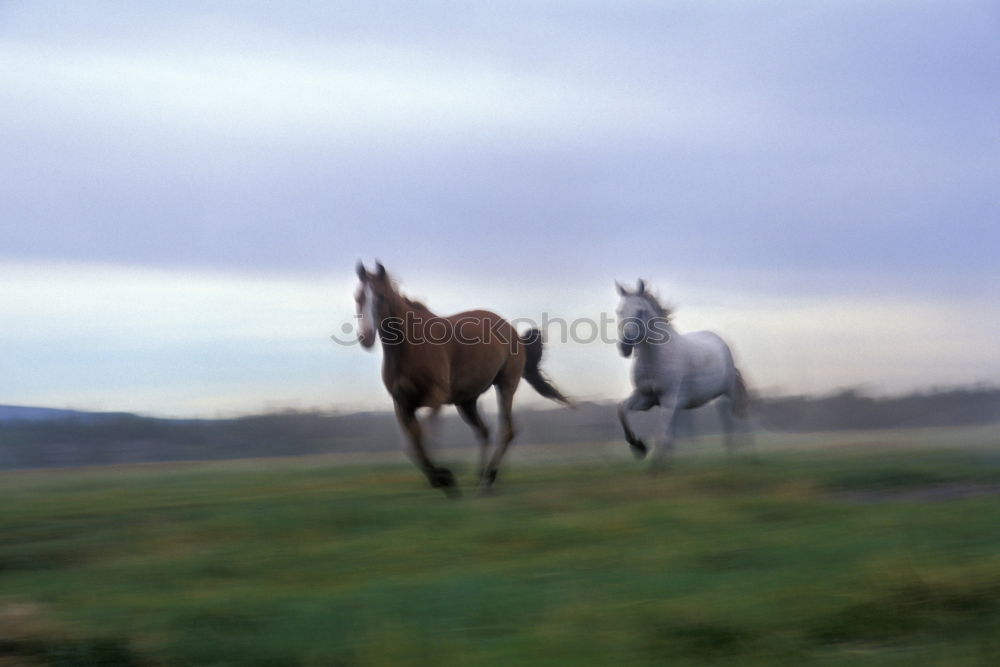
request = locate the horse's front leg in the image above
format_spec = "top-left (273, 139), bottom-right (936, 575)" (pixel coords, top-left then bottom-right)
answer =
top-left (619, 391), bottom-right (656, 459)
top-left (395, 402), bottom-right (459, 498)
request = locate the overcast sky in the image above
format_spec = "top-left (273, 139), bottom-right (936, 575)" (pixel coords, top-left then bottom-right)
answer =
top-left (2, 1), bottom-right (998, 416)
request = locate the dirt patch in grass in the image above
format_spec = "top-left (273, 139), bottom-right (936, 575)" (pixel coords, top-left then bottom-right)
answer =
top-left (0, 601), bottom-right (148, 667)
top-left (810, 577), bottom-right (1000, 645)
top-left (642, 617), bottom-right (760, 659)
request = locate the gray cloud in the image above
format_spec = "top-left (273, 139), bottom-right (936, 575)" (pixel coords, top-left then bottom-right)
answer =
top-left (2, 1), bottom-right (999, 414)
top-left (2, 0), bottom-right (997, 296)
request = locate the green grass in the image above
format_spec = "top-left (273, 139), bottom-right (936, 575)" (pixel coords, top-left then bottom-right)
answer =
top-left (2, 429), bottom-right (1000, 665)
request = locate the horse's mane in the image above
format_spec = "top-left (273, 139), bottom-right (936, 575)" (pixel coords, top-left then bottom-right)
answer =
top-left (403, 296), bottom-right (430, 312)
top-left (387, 278), bottom-right (432, 315)
top-left (641, 289), bottom-right (673, 322)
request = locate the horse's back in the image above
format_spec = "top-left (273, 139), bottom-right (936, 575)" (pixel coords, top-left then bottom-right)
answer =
top-left (444, 309), bottom-right (520, 401)
top-left (677, 330), bottom-right (736, 408)
top-left (444, 309), bottom-right (519, 350)
top-left (682, 330), bottom-right (733, 361)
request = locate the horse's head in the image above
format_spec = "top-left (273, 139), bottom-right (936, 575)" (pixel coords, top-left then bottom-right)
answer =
top-left (615, 279), bottom-right (670, 357)
top-left (354, 261), bottom-right (392, 349)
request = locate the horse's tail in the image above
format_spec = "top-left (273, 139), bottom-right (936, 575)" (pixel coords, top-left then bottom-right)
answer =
top-left (731, 368), bottom-right (750, 417)
top-left (519, 329), bottom-right (573, 407)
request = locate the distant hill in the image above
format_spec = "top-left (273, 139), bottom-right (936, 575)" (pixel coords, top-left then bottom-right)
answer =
top-left (754, 387), bottom-right (1000, 431)
top-left (0, 386), bottom-right (997, 470)
top-left (0, 405), bottom-right (134, 423)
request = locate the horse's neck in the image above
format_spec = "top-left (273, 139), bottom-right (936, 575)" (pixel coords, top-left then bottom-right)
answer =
top-left (378, 295), bottom-right (438, 362)
top-left (634, 326), bottom-right (681, 367)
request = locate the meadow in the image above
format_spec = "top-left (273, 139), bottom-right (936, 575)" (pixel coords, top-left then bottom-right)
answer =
top-left (2, 427), bottom-right (1000, 666)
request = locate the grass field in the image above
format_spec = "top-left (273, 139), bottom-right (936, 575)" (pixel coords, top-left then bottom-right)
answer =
top-left (2, 428), bottom-right (1000, 666)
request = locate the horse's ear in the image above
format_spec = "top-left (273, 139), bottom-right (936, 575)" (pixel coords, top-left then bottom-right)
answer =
top-left (372, 259), bottom-right (389, 285)
top-left (615, 281), bottom-right (628, 296)
top-left (636, 279), bottom-right (646, 295)
top-left (356, 261), bottom-right (368, 282)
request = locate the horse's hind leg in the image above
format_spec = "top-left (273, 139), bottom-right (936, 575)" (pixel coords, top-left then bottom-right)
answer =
top-left (722, 374), bottom-right (755, 461)
top-left (716, 398), bottom-right (735, 459)
top-left (395, 402), bottom-right (459, 498)
top-left (650, 390), bottom-right (682, 473)
top-left (481, 376), bottom-right (519, 491)
top-left (456, 399), bottom-right (490, 480)
top-left (728, 367), bottom-right (756, 457)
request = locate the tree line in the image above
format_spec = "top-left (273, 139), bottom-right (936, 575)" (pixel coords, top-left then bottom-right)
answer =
top-left (1, 386), bottom-right (997, 469)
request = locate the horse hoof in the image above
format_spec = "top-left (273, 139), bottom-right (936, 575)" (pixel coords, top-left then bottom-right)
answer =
top-left (430, 467), bottom-right (460, 497)
top-left (478, 469), bottom-right (498, 487)
top-left (630, 441), bottom-right (648, 460)
top-left (432, 466), bottom-right (454, 483)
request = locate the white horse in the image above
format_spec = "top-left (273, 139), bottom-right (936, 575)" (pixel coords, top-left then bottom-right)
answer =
top-left (615, 279), bottom-right (750, 468)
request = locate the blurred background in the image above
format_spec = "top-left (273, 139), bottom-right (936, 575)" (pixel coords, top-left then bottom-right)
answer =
top-left (2, 1), bottom-right (998, 419)
top-left (3, 4), bottom-right (1000, 665)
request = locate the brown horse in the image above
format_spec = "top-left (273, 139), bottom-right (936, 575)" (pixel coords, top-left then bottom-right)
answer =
top-left (355, 261), bottom-right (570, 496)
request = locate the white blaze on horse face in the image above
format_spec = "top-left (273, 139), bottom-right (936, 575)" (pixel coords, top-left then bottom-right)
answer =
top-left (357, 282), bottom-right (377, 348)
